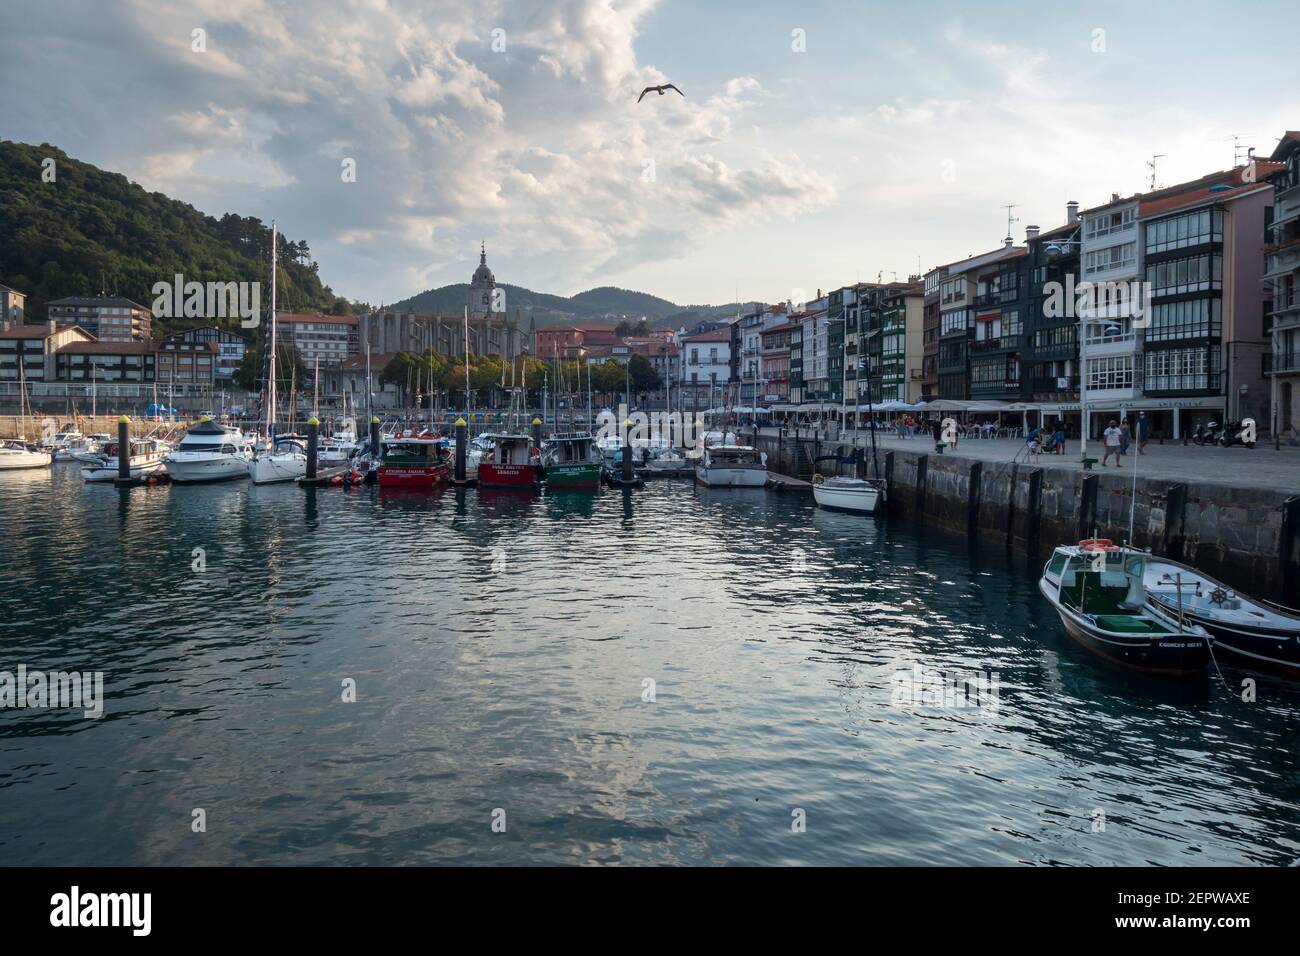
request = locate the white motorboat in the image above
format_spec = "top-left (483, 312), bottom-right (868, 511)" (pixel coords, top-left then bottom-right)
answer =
top-left (53, 435), bottom-right (100, 461)
top-left (1143, 556), bottom-right (1300, 675)
top-left (318, 420), bottom-right (359, 466)
top-left (163, 418), bottom-right (253, 483)
top-left (0, 439), bottom-right (52, 470)
top-left (81, 438), bottom-right (169, 482)
top-left (694, 444), bottom-right (768, 488)
top-left (249, 434), bottom-right (308, 484)
top-left (41, 426), bottom-right (84, 454)
top-left (646, 447), bottom-right (690, 472)
top-left (812, 475), bottom-right (885, 514)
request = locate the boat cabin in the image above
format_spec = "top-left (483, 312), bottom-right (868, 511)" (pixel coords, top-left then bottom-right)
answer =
top-left (548, 433), bottom-right (596, 464)
top-left (1043, 545), bottom-right (1170, 633)
top-left (481, 433), bottom-right (536, 466)
top-left (381, 438), bottom-right (445, 467)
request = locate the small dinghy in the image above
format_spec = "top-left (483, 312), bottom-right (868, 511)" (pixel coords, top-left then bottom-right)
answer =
top-left (1143, 557), bottom-right (1300, 677)
top-left (1039, 540), bottom-right (1210, 677)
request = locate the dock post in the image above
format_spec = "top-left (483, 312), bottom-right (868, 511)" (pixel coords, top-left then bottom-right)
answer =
top-left (622, 418), bottom-right (634, 482)
top-left (454, 417), bottom-right (467, 483)
top-left (1025, 467), bottom-right (1043, 556)
top-left (306, 417), bottom-right (319, 481)
top-left (1281, 496), bottom-right (1300, 603)
top-left (1077, 473), bottom-right (1099, 540)
top-left (370, 416), bottom-right (381, 459)
top-left (116, 415), bottom-right (130, 483)
top-left (914, 454), bottom-right (929, 515)
top-left (1161, 483), bottom-right (1187, 558)
top-left (967, 461), bottom-right (982, 538)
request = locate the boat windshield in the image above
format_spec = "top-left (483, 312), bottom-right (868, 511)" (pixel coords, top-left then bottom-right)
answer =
top-left (1059, 551), bottom-right (1145, 615)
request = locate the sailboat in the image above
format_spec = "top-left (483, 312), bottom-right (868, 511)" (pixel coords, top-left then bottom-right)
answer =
top-left (249, 221), bottom-right (307, 484)
top-left (813, 314), bottom-right (885, 514)
top-left (1, 360), bottom-right (52, 469)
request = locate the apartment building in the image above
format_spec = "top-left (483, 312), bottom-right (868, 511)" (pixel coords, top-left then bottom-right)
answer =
top-left (46, 296), bottom-right (152, 342)
top-left (968, 244), bottom-right (1031, 402)
top-left (276, 313), bottom-right (359, 368)
top-left (0, 320), bottom-right (94, 382)
top-left (921, 268), bottom-right (943, 402)
top-left (680, 326), bottom-right (732, 406)
top-left (1266, 131), bottom-right (1300, 438)
top-left (0, 284), bottom-right (25, 326)
top-left (760, 322), bottom-right (795, 402)
top-left (1026, 204), bottom-right (1082, 413)
top-left (159, 326), bottom-right (248, 381)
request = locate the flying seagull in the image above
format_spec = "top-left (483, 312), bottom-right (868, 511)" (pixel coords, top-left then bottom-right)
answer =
top-left (638, 83), bottom-right (684, 103)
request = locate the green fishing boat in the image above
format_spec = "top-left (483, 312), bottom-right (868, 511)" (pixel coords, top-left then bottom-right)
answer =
top-left (544, 433), bottom-right (602, 490)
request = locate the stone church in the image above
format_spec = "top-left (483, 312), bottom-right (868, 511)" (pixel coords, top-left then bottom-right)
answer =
top-left (359, 244), bottom-right (525, 360)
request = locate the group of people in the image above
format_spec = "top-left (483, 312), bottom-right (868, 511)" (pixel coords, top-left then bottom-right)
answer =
top-left (1100, 412), bottom-right (1151, 466)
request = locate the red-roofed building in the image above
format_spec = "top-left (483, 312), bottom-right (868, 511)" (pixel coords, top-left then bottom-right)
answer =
top-left (0, 320), bottom-right (95, 383)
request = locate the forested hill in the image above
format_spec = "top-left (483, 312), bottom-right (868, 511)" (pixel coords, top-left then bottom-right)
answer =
top-left (0, 140), bottom-right (354, 332)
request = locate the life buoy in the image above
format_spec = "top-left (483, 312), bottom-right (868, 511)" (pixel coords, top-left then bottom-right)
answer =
top-left (1078, 538), bottom-right (1117, 551)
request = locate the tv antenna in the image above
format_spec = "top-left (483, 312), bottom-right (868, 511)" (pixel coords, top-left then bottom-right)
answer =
top-left (1221, 134), bottom-right (1254, 168)
top-left (1002, 203), bottom-right (1019, 244)
top-left (1147, 154), bottom-right (1165, 191)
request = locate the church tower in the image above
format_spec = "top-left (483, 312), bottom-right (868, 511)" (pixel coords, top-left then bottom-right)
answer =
top-left (468, 242), bottom-right (497, 319)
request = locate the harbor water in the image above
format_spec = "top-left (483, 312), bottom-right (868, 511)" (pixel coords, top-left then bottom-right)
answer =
top-left (2, 464), bottom-right (1299, 866)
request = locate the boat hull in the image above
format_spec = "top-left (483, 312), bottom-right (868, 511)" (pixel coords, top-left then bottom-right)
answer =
top-left (479, 462), bottom-right (541, 488)
top-left (1148, 597), bottom-right (1300, 676)
top-left (377, 463), bottom-right (451, 490)
top-left (695, 466), bottom-right (768, 488)
top-left (249, 454), bottom-right (307, 484)
top-left (813, 482), bottom-right (882, 514)
top-left (545, 462), bottom-right (602, 490)
top-left (164, 454), bottom-right (251, 483)
top-left (1039, 578), bottom-right (1209, 677)
top-left (0, 451), bottom-right (53, 470)
top-left (82, 457), bottom-right (166, 482)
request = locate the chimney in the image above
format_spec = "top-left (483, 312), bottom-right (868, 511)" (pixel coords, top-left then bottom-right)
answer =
top-left (1026, 225), bottom-right (1040, 242)
top-left (47, 319), bottom-right (57, 335)
top-left (1066, 201), bottom-right (1079, 224)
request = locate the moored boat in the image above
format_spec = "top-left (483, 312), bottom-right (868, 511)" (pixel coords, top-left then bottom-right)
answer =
top-left (694, 444), bottom-right (767, 488)
top-left (81, 438), bottom-right (169, 482)
top-left (249, 434), bottom-right (309, 484)
top-left (377, 436), bottom-right (451, 490)
top-left (163, 417), bottom-right (253, 483)
top-left (812, 474), bottom-right (884, 513)
top-left (1039, 540), bottom-right (1210, 677)
top-left (544, 433), bottom-right (602, 490)
top-left (0, 439), bottom-right (52, 470)
top-left (478, 432), bottom-right (542, 488)
top-left (1143, 556), bottom-right (1300, 676)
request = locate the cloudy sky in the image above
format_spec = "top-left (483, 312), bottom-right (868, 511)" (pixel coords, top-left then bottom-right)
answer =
top-left (1, 0), bottom-right (1293, 307)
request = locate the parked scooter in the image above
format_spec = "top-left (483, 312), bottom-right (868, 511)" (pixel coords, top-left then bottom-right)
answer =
top-left (1192, 421), bottom-right (1222, 446)
top-left (1218, 418), bottom-right (1257, 449)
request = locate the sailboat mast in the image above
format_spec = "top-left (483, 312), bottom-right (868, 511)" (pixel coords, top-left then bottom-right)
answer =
top-left (267, 220), bottom-right (278, 439)
top-left (463, 305), bottom-right (470, 414)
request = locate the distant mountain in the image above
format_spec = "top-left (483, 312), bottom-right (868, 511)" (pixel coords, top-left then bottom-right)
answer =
top-left (389, 282), bottom-right (688, 329)
top-left (0, 140), bottom-right (355, 332)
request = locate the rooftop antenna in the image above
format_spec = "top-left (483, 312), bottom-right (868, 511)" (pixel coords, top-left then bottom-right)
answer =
top-left (1002, 203), bottom-right (1019, 244)
top-left (1221, 134), bottom-right (1254, 168)
top-left (1147, 154), bottom-right (1165, 191)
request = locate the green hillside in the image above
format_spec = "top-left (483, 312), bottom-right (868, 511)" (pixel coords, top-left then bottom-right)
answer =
top-left (389, 283), bottom-right (686, 328)
top-left (0, 140), bottom-right (355, 333)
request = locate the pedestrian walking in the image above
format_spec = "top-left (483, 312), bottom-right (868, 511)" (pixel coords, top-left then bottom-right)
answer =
top-left (1053, 421), bottom-right (1066, 455)
top-left (1119, 417), bottom-right (1130, 456)
top-left (1102, 419), bottom-right (1123, 467)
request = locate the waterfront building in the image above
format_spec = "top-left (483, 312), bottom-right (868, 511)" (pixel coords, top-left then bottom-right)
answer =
top-left (760, 321), bottom-right (795, 402)
top-left (536, 322), bottom-right (620, 360)
top-left (55, 339), bottom-right (157, 383)
top-left (155, 338), bottom-right (218, 388)
top-left (1136, 165), bottom-right (1274, 435)
top-left (46, 295), bottom-right (152, 342)
top-left (800, 294), bottom-right (830, 402)
top-left (622, 335), bottom-right (679, 386)
top-left (0, 284), bottom-right (25, 326)
top-left (680, 326), bottom-right (732, 407)
top-left (276, 313), bottom-right (359, 368)
top-left (787, 311), bottom-right (809, 404)
top-left (1077, 192), bottom-right (1143, 434)
top-left (0, 320), bottom-right (94, 383)
top-left (921, 268), bottom-right (942, 402)
top-left (1026, 204), bottom-right (1082, 418)
top-left (826, 287), bottom-right (852, 405)
top-left (882, 280), bottom-right (926, 403)
top-left (737, 304), bottom-right (787, 405)
top-left (967, 240), bottom-right (1031, 403)
top-left (158, 326), bottom-right (248, 381)
top-left (1266, 131), bottom-right (1300, 438)
top-left (938, 245), bottom-right (1023, 399)
top-left (323, 352), bottom-right (404, 410)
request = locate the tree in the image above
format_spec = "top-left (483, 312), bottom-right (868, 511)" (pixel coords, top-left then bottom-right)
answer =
top-left (628, 353), bottom-right (661, 394)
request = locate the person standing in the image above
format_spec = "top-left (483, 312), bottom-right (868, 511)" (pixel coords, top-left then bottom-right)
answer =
top-left (1118, 417), bottom-right (1130, 456)
top-left (1054, 420), bottom-right (1066, 455)
top-left (1137, 411), bottom-right (1149, 454)
top-left (1102, 419), bottom-right (1123, 467)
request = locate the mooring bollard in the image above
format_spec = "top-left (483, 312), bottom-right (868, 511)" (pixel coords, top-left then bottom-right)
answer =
top-left (306, 417), bottom-right (319, 480)
top-left (454, 417), bottom-right (467, 483)
top-left (117, 415), bottom-right (130, 482)
top-left (370, 416), bottom-right (381, 460)
top-left (622, 418), bottom-right (634, 482)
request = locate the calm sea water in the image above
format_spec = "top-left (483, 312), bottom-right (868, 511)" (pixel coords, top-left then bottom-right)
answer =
top-left (2, 463), bottom-right (1298, 866)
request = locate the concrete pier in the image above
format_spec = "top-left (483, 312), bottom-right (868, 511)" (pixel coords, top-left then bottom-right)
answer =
top-left (753, 428), bottom-right (1300, 601)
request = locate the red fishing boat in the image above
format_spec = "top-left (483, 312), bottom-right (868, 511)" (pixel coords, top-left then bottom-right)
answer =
top-left (376, 435), bottom-right (451, 490)
top-left (477, 432), bottom-right (542, 488)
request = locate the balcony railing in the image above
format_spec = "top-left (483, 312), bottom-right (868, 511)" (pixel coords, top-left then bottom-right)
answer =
top-left (970, 336), bottom-right (1019, 353)
top-left (1266, 352), bottom-right (1300, 374)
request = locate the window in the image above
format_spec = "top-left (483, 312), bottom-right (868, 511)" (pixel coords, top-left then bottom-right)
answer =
top-left (1084, 207), bottom-right (1135, 240)
top-left (1145, 208), bottom-right (1222, 253)
top-left (1145, 254), bottom-right (1221, 296)
top-left (1084, 242), bottom-right (1137, 275)
top-left (1144, 347), bottom-right (1220, 391)
top-left (1085, 355), bottom-right (1135, 390)
top-left (941, 309), bottom-right (970, 335)
top-left (1147, 298), bottom-right (1221, 342)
